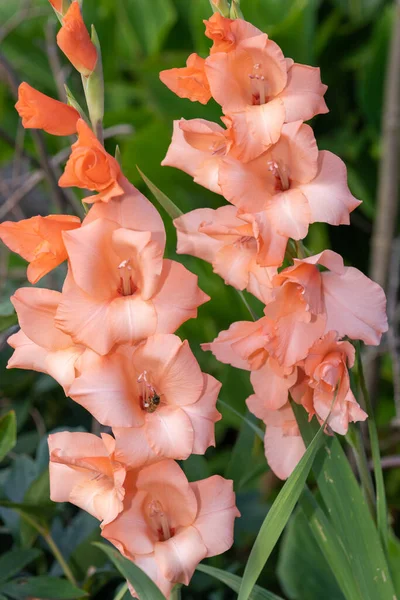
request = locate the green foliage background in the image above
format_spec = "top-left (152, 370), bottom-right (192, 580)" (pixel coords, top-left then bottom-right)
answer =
top-left (0, 0), bottom-right (398, 598)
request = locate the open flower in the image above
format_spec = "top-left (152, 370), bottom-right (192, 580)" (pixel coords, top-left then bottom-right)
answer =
top-left (0, 214), bottom-right (80, 283)
top-left (102, 460), bottom-right (240, 598)
top-left (294, 332), bottom-right (367, 434)
top-left (67, 334), bottom-right (221, 465)
top-left (55, 218), bottom-right (208, 355)
top-left (57, 1), bottom-right (97, 76)
top-left (246, 399), bottom-right (305, 479)
top-left (174, 205), bottom-right (277, 301)
top-left (160, 54), bottom-right (211, 105)
top-left (59, 119), bottom-right (123, 203)
top-left (204, 14), bottom-right (262, 54)
top-left (15, 83), bottom-right (80, 136)
top-left (8, 288), bottom-right (84, 392)
top-left (49, 431), bottom-right (126, 525)
top-left (204, 34), bottom-right (327, 161)
top-left (219, 122), bottom-right (361, 252)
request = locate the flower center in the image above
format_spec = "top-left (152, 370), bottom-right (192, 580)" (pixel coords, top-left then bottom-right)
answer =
top-left (209, 139), bottom-right (228, 156)
top-left (267, 160), bottom-right (290, 191)
top-left (118, 259), bottom-right (135, 296)
top-left (234, 235), bottom-right (255, 250)
top-left (249, 63), bottom-right (268, 105)
top-left (148, 499), bottom-right (174, 541)
top-left (137, 370), bottom-right (161, 413)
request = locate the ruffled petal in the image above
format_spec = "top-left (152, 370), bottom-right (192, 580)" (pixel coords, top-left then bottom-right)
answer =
top-left (182, 374), bottom-right (222, 454)
top-left (145, 406), bottom-right (194, 459)
top-left (154, 526), bottom-right (207, 585)
top-left (113, 426), bottom-right (158, 469)
top-left (277, 63), bottom-right (328, 122)
top-left (250, 361), bottom-right (297, 411)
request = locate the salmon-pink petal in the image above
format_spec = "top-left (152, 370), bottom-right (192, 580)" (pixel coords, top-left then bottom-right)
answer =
top-left (84, 175), bottom-right (166, 251)
top-left (190, 475), bottom-right (240, 557)
top-left (145, 406), bottom-right (194, 459)
top-left (265, 188), bottom-right (311, 239)
top-left (131, 555), bottom-right (174, 599)
top-left (298, 151), bottom-right (361, 226)
top-left (107, 295), bottom-right (158, 349)
top-left (44, 346), bottom-right (83, 393)
top-left (111, 228), bottom-right (163, 300)
top-left (182, 374), bottom-right (222, 454)
top-left (69, 350), bottom-right (144, 427)
top-left (49, 431), bottom-right (108, 458)
top-left (153, 260), bottom-right (209, 334)
top-left (213, 243), bottom-right (254, 290)
top-left (247, 262), bottom-right (277, 303)
top-left (250, 361), bottom-right (297, 411)
top-left (174, 208), bottom-right (226, 263)
top-left (11, 288), bottom-right (72, 350)
top-left (63, 218), bottom-right (118, 299)
top-left (264, 424), bottom-right (305, 480)
top-left (68, 475), bottom-right (122, 523)
top-left (204, 13), bottom-right (262, 54)
top-left (273, 121), bottom-right (319, 183)
top-left (229, 99), bottom-right (285, 162)
top-left (133, 335), bottom-right (204, 406)
top-left (248, 211), bottom-right (288, 267)
top-left (154, 526), bottom-right (207, 585)
top-left (218, 157), bottom-right (270, 212)
top-left (101, 489), bottom-right (154, 556)
top-left (113, 427), bottom-right (158, 469)
top-left (270, 311), bottom-right (326, 367)
top-left (160, 53), bottom-right (211, 105)
top-left (202, 319), bottom-right (269, 370)
top-left (49, 462), bottom-right (90, 503)
top-left (300, 249), bottom-right (345, 274)
top-left (277, 63), bottom-right (328, 122)
top-left (322, 267), bottom-right (388, 345)
top-left (137, 460), bottom-right (197, 528)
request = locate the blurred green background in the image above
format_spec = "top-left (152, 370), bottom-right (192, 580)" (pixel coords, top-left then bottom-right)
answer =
top-left (0, 0), bottom-right (398, 598)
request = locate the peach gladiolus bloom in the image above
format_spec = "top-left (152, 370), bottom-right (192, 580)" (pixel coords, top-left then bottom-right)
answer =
top-left (219, 122), bottom-right (361, 257)
top-left (160, 54), bottom-right (212, 105)
top-left (59, 119), bottom-right (123, 203)
top-left (8, 288), bottom-right (84, 392)
top-left (246, 398), bottom-right (305, 479)
top-left (57, 2), bottom-right (97, 76)
top-left (205, 33), bottom-right (327, 161)
top-left (49, 432), bottom-right (126, 525)
top-left (0, 214), bottom-right (80, 284)
top-left (295, 332), bottom-right (367, 435)
top-left (55, 218), bottom-right (208, 355)
top-left (15, 83), bottom-right (80, 136)
top-left (174, 205), bottom-right (277, 302)
top-left (204, 14), bottom-right (262, 54)
top-left (102, 461), bottom-right (240, 598)
top-left (67, 335), bottom-right (221, 464)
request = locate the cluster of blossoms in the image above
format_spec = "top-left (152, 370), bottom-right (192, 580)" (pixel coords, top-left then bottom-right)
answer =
top-left (0, 2), bottom-right (240, 597)
top-left (160, 11), bottom-right (388, 479)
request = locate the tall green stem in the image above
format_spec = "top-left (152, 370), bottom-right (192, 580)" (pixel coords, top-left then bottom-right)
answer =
top-left (171, 585), bottom-right (182, 600)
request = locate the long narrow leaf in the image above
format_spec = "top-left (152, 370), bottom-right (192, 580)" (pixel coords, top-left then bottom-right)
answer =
top-left (94, 543), bottom-right (166, 600)
top-left (136, 167), bottom-right (183, 220)
top-left (0, 411), bottom-right (16, 462)
top-left (237, 418), bottom-right (325, 600)
top-left (196, 565), bottom-right (284, 600)
top-left (0, 549), bottom-right (42, 585)
top-left (294, 406), bottom-right (396, 600)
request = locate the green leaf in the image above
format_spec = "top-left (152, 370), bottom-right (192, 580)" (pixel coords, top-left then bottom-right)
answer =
top-left (225, 410), bottom-right (264, 489)
top-left (123, 0), bottom-right (177, 56)
top-left (388, 534), bottom-right (400, 596)
top-left (94, 542), bottom-right (166, 600)
top-left (332, 0), bottom-right (384, 23)
top-left (20, 469), bottom-right (53, 547)
top-left (137, 166), bottom-right (183, 220)
top-left (294, 407), bottom-right (396, 600)
top-left (237, 418), bottom-right (325, 600)
top-left (0, 411), bottom-right (17, 462)
top-left (0, 549), bottom-right (42, 585)
top-left (197, 564), bottom-right (284, 600)
top-left (217, 399), bottom-right (264, 441)
top-left (278, 503), bottom-right (346, 600)
top-left (1, 577), bottom-right (87, 599)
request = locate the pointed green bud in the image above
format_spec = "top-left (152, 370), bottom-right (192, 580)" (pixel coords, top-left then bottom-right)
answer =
top-left (115, 145), bottom-right (122, 166)
top-left (82, 24), bottom-right (104, 143)
top-left (229, 0), bottom-right (244, 19)
top-left (209, 0), bottom-right (230, 17)
top-left (64, 84), bottom-right (90, 124)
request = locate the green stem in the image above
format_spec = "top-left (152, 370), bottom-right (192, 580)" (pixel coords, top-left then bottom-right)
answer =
top-left (171, 585), bottom-right (181, 600)
top-left (113, 582), bottom-right (128, 600)
top-left (18, 512), bottom-right (77, 586)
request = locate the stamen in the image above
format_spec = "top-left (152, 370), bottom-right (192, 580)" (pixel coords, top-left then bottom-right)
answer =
top-left (209, 140), bottom-right (228, 156)
top-left (249, 63), bottom-right (267, 105)
top-left (267, 160), bottom-right (290, 191)
top-left (118, 259), bottom-right (133, 296)
top-left (148, 499), bottom-right (172, 541)
top-left (137, 371), bottom-right (161, 413)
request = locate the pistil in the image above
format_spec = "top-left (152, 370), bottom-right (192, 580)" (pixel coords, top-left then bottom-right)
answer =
top-left (118, 259), bottom-right (133, 296)
top-left (148, 499), bottom-right (172, 541)
top-left (267, 160), bottom-right (290, 191)
top-left (249, 63), bottom-right (268, 105)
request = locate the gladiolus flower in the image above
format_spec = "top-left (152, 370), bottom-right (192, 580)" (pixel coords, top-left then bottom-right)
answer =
top-left (15, 83), bottom-right (80, 136)
top-left (246, 399), bottom-right (305, 479)
top-left (48, 431), bottom-right (126, 525)
top-left (0, 214), bottom-right (80, 284)
top-left (8, 288), bottom-right (84, 392)
top-left (48, 0), bottom-right (63, 12)
top-left (204, 14), bottom-right (262, 54)
top-left (219, 122), bottom-right (361, 253)
top-left (174, 205), bottom-right (277, 301)
top-left (293, 332), bottom-right (368, 435)
top-left (67, 335), bottom-right (221, 465)
top-left (57, 1), bottom-right (97, 76)
top-left (102, 460), bottom-right (240, 598)
top-left (55, 218), bottom-right (209, 355)
top-left (160, 54), bottom-right (212, 105)
top-left (59, 119), bottom-right (123, 203)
